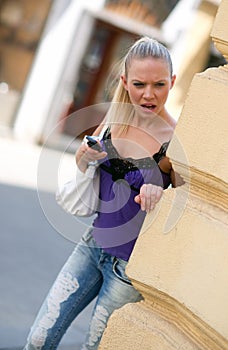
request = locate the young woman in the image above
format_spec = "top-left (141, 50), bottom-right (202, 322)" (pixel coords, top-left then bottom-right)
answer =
top-left (24, 36), bottom-right (176, 350)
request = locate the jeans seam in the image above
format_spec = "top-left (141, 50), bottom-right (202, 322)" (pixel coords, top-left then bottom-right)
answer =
top-left (81, 226), bottom-right (94, 244)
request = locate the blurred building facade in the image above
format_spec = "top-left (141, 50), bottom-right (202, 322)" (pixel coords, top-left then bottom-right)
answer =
top-left (0, 0), bottom-right (224, 148)
top-left (0, 0), bottom-right (52, 130)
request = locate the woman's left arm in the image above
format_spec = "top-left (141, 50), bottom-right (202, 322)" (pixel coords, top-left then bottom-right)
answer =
top-left (134, 156), bottom-right (185, 212)
top-left (158, 156), bottom-right (184, 188)
top-left (170, 168), bottom-right (185, 188)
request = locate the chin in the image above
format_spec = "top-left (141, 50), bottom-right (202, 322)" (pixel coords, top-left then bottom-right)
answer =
top-left (140, 107), bottom-right (158, 118)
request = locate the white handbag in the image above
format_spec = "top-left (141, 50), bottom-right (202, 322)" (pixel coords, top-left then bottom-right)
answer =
top-left (56, 163), bottom-right (100, 217)
top-left (56, 126), bottom-right (107, 217)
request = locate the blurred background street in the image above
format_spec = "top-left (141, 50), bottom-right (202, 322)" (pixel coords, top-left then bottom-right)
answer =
top-left (0, 137), bottom-right (95, 350)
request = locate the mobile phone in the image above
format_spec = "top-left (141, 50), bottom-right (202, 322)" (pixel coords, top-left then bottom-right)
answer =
top-left (86, 136), bottom-right (102, 152)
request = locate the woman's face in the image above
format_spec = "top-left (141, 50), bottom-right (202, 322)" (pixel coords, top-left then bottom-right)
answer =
top-left (121, 57), bottom-right (175, 118)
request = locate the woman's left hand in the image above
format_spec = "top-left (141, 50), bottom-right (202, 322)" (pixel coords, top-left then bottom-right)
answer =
top-left (134, 184), bottom-right (163, 213)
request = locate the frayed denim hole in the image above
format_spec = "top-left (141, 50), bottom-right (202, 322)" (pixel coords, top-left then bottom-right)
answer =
top-left (30, 271), bottom-right (79, 349)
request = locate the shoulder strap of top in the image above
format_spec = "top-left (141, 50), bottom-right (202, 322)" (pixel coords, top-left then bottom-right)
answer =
top-left (153, 141), bottom-right (170, 164)
top-left (101, 127), bottom-right (110, 140)
top-left (99, 125), bottom-right (109, 140)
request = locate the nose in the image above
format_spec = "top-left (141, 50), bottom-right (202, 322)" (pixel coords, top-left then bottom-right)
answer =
top-left (143, 85), bottom-right (155, 99)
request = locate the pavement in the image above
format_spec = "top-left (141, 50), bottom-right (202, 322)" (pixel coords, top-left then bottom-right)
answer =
top-left (0, 135), bottom-right (95, 349)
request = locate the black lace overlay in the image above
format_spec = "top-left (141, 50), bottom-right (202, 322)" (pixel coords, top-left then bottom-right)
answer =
top-left (100, 129), bottom-right (170, 184)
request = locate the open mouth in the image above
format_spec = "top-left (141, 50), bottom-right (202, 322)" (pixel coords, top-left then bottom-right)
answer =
top-left (141, 104), bottom-right (156, 111)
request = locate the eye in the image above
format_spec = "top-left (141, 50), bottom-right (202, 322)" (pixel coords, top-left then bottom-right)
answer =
top-left (155, 82), bottom-right (165, 87)
top-left (133, 82), bottom-right (144, 87)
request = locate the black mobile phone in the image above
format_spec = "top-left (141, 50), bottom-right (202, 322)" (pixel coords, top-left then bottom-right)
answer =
top-left (86, 136), bottom-right (102, 152)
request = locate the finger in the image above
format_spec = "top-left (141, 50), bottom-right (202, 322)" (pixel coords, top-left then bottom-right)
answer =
top-left (149, 185), bottom-right (157, 210)
top-left (76, 144), bottom-right (88, 161)
top-left (154, 186), bottom-right (163, 203)
top-left (134, 194), bottom-right (141, 205)
top-left (150, 186), bottom-right (163, 211)
top-left (146, 189), bottom-right (153, 212)
top-left (85, 147), bottom-right (106, 161)
top-left (139, 185), bottom-right (147, 211)
top-left (143, 184), bottom-right (154, 212)
top-left (96, 151), bottom-right (107, 160)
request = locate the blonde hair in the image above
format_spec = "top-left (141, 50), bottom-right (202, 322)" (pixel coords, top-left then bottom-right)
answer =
top-left (105, 36), bottom-right (173, 134)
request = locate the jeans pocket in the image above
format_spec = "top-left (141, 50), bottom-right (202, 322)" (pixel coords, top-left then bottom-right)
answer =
top-left (112, 257), bottom-right (132, 286)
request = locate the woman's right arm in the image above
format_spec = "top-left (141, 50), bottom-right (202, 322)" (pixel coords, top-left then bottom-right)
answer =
top-left (75, 138), bottom-right (107, 173)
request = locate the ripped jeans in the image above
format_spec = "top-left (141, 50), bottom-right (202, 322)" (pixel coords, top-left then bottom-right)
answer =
top-left (24, 227), bottom-right (142, 350)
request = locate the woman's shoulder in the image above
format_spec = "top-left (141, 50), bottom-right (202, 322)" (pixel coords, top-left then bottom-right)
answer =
top-left (160, 113), bottom-right (177, 142)
top-left (163, 110), bottom-right (177, 129)
top-left (168, 115), bottom-right (177, 130)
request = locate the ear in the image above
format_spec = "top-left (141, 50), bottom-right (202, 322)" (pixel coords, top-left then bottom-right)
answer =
top-left (121, 75), bottom-right (128, 91)
top-left (170, 75), bottom-right (176, 89)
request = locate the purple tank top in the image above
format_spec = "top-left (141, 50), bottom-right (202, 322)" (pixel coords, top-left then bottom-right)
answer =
top-left (91, 130), bottom-right (171, 261)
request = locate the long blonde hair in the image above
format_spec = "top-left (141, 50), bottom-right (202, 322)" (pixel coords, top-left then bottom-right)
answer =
top-left (105, 36), bottom-right (173, 134)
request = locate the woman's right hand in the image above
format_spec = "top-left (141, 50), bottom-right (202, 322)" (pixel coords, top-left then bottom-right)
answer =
top-left (75, 141), bottom-right (107, 173)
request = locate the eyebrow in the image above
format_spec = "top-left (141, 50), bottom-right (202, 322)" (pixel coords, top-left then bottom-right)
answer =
top-left (132, 78), bottom-right (168, 83)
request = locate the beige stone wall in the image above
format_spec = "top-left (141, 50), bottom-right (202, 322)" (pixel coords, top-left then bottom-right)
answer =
top-left (99, 0), bottom-right (228, 349)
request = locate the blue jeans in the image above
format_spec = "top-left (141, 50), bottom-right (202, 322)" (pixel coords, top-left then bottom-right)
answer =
top-left (24, 227), bottom-right (142, 350)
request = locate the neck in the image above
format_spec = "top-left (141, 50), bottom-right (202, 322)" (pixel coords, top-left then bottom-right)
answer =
top-left (133, 108), bottom-right (174, 130)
